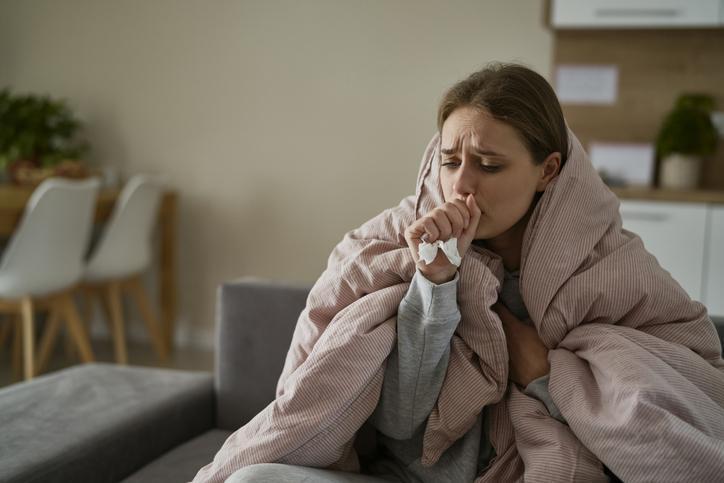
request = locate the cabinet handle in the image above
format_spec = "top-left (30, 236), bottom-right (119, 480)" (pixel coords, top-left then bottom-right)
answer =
top-left (594, 8), bottom-right (680, 18)
top-left (621, 211), bottom-right (670, 222)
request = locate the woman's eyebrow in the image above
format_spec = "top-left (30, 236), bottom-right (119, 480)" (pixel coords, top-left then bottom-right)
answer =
top-left (440, 145), bottom-right (507, 157)
top-left (474, 148), bottom-right (506, 158)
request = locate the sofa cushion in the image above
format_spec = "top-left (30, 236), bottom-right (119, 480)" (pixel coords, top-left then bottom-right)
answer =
top-left (0, 363), bottom-right (214, 483)
top-left (121, 429), bottom-right (232, 483)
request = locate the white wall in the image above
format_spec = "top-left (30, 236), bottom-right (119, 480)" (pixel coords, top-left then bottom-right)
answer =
top-left (0, 0), bottom-right (552, 349)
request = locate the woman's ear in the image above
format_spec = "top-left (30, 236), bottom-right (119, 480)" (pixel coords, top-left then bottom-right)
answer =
top-left (536, 152), bottom-right (561, 192)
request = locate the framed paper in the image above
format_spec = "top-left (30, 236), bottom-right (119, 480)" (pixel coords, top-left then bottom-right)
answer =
top-left (589, 142), bottom-right (655, 187)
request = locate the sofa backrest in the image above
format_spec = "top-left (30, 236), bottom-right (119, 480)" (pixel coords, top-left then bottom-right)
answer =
top-left (212, 279), bottom-right (724, 436)
top-left (215, 278), bottom-right (310, 430)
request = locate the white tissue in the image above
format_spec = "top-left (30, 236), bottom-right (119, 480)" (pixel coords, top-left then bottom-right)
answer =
top-left (418, 237), bottom-right (461, 267)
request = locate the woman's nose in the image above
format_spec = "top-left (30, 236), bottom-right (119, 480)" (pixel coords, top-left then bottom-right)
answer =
top-left (452, 164), bottom-right (476, 198)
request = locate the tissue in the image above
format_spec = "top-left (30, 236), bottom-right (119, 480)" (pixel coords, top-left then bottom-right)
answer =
top-left (418, 237), bottom-right (461, 267)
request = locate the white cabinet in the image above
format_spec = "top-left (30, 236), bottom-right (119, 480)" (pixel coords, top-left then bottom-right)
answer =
top-left (704, 206), bottom-right (724, 316)
top-left (551, 0), bottom-right (724, 29)
top-left (619, 200), bottom-right (708, 301)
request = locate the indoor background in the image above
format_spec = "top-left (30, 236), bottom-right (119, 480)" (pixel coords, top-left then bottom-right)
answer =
top-left (0, 0), bottom-right (553, 351)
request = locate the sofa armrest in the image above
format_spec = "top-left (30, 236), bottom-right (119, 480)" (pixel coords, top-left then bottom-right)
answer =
top-left (215, 277), bottom-right (310, 431)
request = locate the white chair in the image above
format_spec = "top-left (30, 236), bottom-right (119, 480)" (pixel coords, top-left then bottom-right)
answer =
top-left (81, 175), bottom-right (168, 364)
top-left (0, 178), bottom-right (101, 380)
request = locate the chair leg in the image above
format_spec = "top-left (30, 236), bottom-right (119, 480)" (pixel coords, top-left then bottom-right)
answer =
top-left (20, 297), bottom-right (35, 380)
top-left (62, 328), bottom-right (76, 361)
top-left (11, 316), bottom-right (22, 382)
top-left (82, 288), bottom-right (95, 340)
top-left (103, 282), bottom-right (128, 365)
top-left (36, 308), bottom-right (62, 374)
top-left (65, 291), bottom-right (93, 361)
top-left (58, 294), bottom-right (95, 363)
top-left (125, 277), bottom-right (169, 362)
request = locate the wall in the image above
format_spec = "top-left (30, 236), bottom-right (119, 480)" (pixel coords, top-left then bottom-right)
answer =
top-left (0, 0), bottom-right (552, 348)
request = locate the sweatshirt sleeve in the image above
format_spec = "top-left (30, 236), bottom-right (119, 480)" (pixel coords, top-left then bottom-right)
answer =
top-left (371, 269), bottom-right (461, 440)
top-left (524, 374), bottom-right (566, 423)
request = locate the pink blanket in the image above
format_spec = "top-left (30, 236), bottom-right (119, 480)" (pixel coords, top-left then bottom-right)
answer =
top-left (193, 130), bottom-right (724, 482)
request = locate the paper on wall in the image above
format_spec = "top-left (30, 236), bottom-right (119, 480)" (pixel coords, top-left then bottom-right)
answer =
top-left (555, 64), bottom-right (618, 105)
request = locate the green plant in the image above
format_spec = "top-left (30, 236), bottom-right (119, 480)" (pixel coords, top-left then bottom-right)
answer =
top-left (656, 93), bottom-right (718, 159)
top-left (0, 88), bottom-right (89, 170)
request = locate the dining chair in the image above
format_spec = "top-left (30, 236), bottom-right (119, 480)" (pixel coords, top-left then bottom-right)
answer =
top-left (0, 177), bottom-right (101, 381)
top-left (80, 174), bottom-right (169, 364)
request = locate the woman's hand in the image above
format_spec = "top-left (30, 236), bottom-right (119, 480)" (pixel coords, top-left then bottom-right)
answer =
top-left (404, 194), bottom-right (481, 284)
top-left (493, 303), bottom-right (550, 387)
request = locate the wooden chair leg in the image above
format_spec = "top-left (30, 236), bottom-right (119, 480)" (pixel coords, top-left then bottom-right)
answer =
top-left (63, 300), bottom-right (78, 361)
top-left (20, 297), bottom-right (35, 380)
top-left (58, 294), bottom-right (95, 363)
top-left (82, 289), bottom-right (95, 338)
top-left (65, 290), bottom-right (94, 361)
top-left (125, 277), bottom-right (169, 361)
top-left (36, 308), bottom-right (62, 374)
top-left (11, 316), bottom-right (22, 382)
top-left (103, 282), bottom-right (128, 364)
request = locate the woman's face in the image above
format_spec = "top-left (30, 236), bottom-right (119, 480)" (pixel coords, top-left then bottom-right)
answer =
top-left (439, 106), bottom-right (559, 242)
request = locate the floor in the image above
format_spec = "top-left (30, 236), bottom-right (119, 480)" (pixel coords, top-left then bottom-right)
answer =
top-left (0, 334), bottom-right (214, 389)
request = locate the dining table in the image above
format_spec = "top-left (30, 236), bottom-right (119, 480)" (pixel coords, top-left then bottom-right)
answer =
top-left (0, 184), bottom-right (178, 352)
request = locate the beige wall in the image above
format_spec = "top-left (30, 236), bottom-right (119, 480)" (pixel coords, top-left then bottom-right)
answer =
top-left (0, 0), bottom-right (552, 349)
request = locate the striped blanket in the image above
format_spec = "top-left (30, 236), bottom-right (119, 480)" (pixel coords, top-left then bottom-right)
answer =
top-left (193, 130), bottom-right (724, 482)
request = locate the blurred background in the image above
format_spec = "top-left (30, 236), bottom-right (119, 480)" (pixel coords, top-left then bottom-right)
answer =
top-left (0, 0), bottom-right (722, 383)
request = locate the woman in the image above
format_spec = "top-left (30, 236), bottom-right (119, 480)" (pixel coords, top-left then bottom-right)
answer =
top-left (367, 64), bottom-right (570, 482)
top-left (196, 64), bottom-right (724, 483)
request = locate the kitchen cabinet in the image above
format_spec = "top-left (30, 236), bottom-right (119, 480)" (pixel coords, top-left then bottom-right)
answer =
top-left (704, 206), bottom-right (724, 316)
top-left (619, 200), bottom-right (708, 302)
top-left (551, 0), bottom-right (724, 29)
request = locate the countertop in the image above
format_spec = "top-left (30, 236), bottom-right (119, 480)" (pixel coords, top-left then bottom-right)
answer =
top-left (611, 187), bottom-right (724, 204)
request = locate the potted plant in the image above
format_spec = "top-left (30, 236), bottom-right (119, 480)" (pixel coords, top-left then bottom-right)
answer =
top-left (0, 88), bottom-right (90, 186)
top-left (656, 93), bottom-right (718, 190)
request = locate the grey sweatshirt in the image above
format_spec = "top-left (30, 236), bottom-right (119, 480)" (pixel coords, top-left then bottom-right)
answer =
top-left (368, 269), bottom-right (563, 482)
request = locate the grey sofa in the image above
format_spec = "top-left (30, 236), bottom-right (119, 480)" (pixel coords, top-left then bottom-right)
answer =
top-left (0, 278), bottom-right (310, 483)
top-left (2, 278), bottom-right (723, 483)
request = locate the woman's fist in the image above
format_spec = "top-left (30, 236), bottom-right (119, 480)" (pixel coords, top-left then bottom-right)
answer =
top-left (404, 194), bottom-right (482, 284)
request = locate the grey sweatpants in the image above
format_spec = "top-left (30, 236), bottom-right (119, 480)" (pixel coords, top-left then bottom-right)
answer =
top-left (226, 463), bottom-right (391, 482)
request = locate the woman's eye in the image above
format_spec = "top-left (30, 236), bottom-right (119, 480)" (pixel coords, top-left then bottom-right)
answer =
top-left (480, 164), bottom-right (501, 172)
top-left (441, 161), bottom-right (500, 172)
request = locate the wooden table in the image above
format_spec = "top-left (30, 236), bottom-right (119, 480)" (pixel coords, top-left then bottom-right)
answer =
top-left (0, 185), bottom-right (178, 352)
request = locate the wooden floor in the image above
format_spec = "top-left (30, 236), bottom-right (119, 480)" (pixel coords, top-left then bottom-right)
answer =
top-left (0, 336), bottom-right (214, 389)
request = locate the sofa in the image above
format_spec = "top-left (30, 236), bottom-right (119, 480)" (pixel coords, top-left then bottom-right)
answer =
top-left (0, 278), bottom-right (310, 483)
top-left (2, 278), bottom-right (723, 483)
